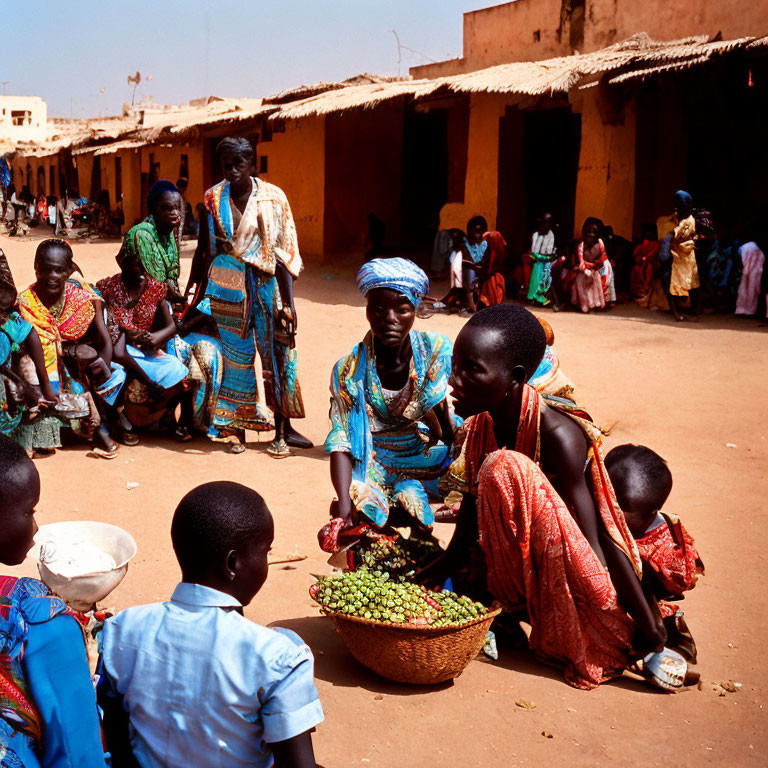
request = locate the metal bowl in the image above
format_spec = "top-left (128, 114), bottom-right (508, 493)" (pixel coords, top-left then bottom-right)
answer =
top-left (28, 521), bottom-right (137, 611)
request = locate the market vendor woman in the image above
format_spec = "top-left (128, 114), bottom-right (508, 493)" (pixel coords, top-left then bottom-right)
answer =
top-left (326, 258), bottom-right (456, 531)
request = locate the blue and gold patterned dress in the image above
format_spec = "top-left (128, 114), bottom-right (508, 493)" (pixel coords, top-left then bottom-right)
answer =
top-left (325, 330), bottom-right (457, 528)
top-left (203, 178), bottom-right (304, 433)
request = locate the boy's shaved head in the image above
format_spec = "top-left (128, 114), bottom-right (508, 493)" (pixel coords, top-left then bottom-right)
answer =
top-left (464, 304), bottom-right (547, 380)
top-left (0, 432), bottom-right (32, 492)
top-left (605, 444), bottom-right (673, 519)
top-left (171, 481), bottom-right (272, 579)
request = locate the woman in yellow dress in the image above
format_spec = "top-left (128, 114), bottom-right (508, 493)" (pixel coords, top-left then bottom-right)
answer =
top-left (666, 190), bottom-right (699, 321)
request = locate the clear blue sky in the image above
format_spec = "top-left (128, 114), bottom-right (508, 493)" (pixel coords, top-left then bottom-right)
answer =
top-left (3, 1), bottom-right (484, 117)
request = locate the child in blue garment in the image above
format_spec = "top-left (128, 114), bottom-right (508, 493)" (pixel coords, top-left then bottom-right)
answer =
top-left (98, 482), bottom-right (324, 768)
top-left (0, 433), bottom-right (106, 767)
top-left (0, 249), bottom-right (57, 441)
top-left (459, 216), bottom-right (488, 314)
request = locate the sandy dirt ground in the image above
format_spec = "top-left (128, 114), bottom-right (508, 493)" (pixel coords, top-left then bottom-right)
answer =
top-left (2, 233), bottom-right (767, 767)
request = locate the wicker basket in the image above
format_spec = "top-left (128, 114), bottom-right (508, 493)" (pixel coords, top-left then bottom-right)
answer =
top-left (327, 607), bottom-right (501, 685)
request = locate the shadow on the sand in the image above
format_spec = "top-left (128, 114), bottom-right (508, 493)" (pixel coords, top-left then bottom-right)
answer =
top-left (270, 615), bottom-right (454, 696)
top-left (272, 615), bottom-right (667, 697)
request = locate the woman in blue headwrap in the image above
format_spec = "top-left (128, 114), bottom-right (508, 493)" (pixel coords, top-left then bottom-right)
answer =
top-left (325, 258), bottom-right (458, 531)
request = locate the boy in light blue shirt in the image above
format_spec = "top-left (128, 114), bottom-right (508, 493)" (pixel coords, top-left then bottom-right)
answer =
top-left (98, 482), bottom-right (323, 768)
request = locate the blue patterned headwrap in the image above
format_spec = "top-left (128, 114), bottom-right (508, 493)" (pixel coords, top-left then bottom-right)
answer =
top-left (673, 190), bottom-right (693, 215)
top-left (356, 258), bottom-right (429, 308)
top-left (147, 180), bottom-right (179, 213)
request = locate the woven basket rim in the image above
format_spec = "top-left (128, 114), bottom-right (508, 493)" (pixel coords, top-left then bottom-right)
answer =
top-left (325, 606), bottom-right (502, 632)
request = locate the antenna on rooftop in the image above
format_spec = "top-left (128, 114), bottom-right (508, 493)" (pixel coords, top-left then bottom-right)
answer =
top-left (1, 81), bottom-right (9, 95)
top-left (392, 30), bottom-right (402, 76)
top-left (390, 30), bottom-right (438, 76)
top-left (127, 71), bottom-right (141, 106)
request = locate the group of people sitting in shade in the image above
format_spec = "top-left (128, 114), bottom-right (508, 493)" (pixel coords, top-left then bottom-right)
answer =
top-left (1, 137), bottom-right (314, 460)
top-left (429, 193), bottom-right (767, 322)
top-left (0, 257), bottom-right (704, 766)
top-left (0, 183), bottom-right (128, 240)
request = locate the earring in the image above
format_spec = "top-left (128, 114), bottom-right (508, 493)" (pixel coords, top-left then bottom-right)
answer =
top-left (228, 571), bottom-right (236, 581)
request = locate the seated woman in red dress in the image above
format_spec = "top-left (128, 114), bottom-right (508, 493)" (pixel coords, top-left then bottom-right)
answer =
top-left (630, 223), bottom-right (661, 307)
top-left (420, 304), bottom-right (685, 691)
top-left (97, 246), bottom-right (192, 441)
top-left (476, 231), bottom-right (507, 309)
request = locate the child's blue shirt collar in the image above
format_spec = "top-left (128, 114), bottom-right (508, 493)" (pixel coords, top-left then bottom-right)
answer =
top-left (171, 581), bottom-right (242, 608)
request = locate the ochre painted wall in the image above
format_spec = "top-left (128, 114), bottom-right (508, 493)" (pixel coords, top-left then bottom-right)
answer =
top-left (261, 117), bottom-right (325, 259)
top-left (439, 93), bottom-right (508, 232)
top-left (464, 0), bottom-right (568, 66)
top-left (586, 0), bottom-right (768, 52)
top-left (573, 86), bottom-right (637, 239)
top-left (139, 143), bottom-right (205, 215)
top-left (75, 154), bottom-right (92, 201)
top-left (412, 0), bottom-right (768, 78)
top-left (116, 149), bottom-right (143, 230)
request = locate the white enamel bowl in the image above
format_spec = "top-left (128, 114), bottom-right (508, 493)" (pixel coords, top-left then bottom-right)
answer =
top-left (28, 521), bottom-right (137, 611)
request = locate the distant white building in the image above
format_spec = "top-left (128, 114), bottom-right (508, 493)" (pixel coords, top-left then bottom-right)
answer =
top-left (0, 96), bottom-right (47, 142)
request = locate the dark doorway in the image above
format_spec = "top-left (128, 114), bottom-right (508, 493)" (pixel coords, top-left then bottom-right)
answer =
top-left (523, 109), bottom-right (581, 244)
top-left (60, 152), bottom-right (78, 197)
top-left (497, 108), bottom-right (525, 253)
top-left (684, 59), bottom-right (767, 239)
top-left (401, 109), bottom-right (449, 252)
top-left (90, 157), bottom-right (102, 201)
top-left (179, 153), bottom-right (189, 180)
top-left (324, 105), bottom-right (405, 256)
top-left (633, 59), bottom-right (768, 241)
top-left (114, 156), bottom-right (123, 202)
top-left (497, 106), bottom-right (581, 253)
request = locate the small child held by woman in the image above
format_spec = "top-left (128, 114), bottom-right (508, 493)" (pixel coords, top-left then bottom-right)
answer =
top-left (605, 443), bottom-right (704, 678)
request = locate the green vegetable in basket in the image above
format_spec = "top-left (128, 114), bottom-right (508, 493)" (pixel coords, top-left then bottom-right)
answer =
top-left (311, 568), bottom-right (489, 627)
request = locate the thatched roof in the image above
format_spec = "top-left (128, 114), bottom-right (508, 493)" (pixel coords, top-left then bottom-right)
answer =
top-left (72, 138), bottom-right (146, 156)
top-left (440, 33), bottom-right (768, 95)
top-left (8, 114), bottom-right (139, 158)
top-left (11, 33), bottom-right (767, 158)
top-left (133, 98), bottom-right (268, 141)
top-left (265, 73), bottom-right (405, 105)
top-left (271, 33), bottom-right (768, 118)
top-left (272, 79), bottom-right (435, 119)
